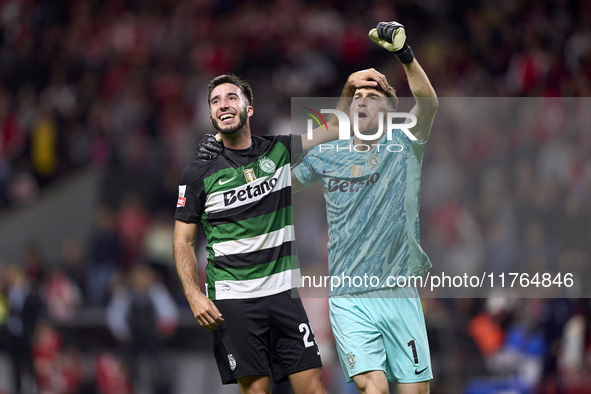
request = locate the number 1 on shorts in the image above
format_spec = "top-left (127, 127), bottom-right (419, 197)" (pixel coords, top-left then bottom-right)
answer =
top-left (407, 339), bottom-right (419, 364)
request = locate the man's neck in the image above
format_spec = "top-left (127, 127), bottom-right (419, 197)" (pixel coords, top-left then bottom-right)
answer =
top-left (221, 128), bottom-right (252, 150)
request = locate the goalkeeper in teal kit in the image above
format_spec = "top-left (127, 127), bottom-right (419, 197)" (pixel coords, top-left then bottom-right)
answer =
top-left (292, 22), bottom-right (438, 393)
top-left (293, 22), bottom-right (438, 394)
top-left (196, 22), bottom-right (437, 394)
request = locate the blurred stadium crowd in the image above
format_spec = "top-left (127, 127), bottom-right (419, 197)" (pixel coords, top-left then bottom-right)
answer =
top-left (1, 0), bottom-right (591, 393)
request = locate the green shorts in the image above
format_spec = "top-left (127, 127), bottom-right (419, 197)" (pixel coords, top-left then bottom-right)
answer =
top-left (329, 286), bottom-right (432, 383)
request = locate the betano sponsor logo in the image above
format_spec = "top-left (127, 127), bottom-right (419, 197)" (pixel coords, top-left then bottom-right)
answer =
top-left (304, 108), bottom-right (417, 153)
top-left (223, 177), bottom-right (278, 206)
top-left (327, 173), bottom-right (380, 193)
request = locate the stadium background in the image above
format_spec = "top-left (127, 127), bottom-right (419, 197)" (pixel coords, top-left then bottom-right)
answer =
top-left (1, 0), bottom-right (590, 393)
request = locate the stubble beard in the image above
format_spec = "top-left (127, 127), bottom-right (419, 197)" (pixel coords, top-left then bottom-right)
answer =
top-left (212, 109), bottom-right (248, 136)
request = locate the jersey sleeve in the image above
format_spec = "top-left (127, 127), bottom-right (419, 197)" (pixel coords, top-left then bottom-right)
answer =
top-left (391, 127), bottom-right (429, 159)
top-left (410, 133), bottom-right (429, 157)
top-left (272, 134), bottom-right (303, 166)
top-left (293, 149), bottom-right (321, 188)
top-left (290, 135), bottom-right (303, 166)
top-left (174, 163), bottom-right (206, 223)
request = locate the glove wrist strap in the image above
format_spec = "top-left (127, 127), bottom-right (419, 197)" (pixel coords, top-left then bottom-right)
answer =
top-left (394, 44), bottom-right (414, 64)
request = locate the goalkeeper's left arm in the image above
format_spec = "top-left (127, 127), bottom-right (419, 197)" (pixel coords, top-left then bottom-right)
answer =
top-left (370, 21), bottom-right (438, 142)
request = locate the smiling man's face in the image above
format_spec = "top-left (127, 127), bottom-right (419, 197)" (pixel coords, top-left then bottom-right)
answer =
top-left (350, 88), bottom-right (393, 135)
top-left (209, 83), bottom-right (253, 135)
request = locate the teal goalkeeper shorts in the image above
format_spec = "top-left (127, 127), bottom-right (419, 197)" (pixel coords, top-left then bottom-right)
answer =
top-left (329, 286), bottom-right (432, 384)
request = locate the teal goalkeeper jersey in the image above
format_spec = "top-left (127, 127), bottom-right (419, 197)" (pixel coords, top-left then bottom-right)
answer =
top-left (293, 132), bottom-right (432, 296)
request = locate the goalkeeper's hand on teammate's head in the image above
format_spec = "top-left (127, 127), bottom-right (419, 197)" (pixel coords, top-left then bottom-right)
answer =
top-left (195, 133), bottom-right (224, 161)
top-left (369, 21), bottom-right (415, 63)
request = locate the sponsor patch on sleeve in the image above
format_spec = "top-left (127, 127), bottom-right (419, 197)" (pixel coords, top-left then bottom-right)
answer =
top-left (177, 185), bottom-right (187, 207)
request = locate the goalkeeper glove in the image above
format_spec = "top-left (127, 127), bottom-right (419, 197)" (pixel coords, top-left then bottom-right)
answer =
top-left (195, 134), bottom-right (224, 160)
top-left (368, 21), bottom-right (414, 64)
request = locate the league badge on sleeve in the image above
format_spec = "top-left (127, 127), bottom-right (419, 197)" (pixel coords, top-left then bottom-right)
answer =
top-left (177, 185), bottom-right (187, 207)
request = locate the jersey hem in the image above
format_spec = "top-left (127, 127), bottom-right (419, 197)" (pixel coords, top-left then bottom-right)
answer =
top-left (210, 285), bottom-right (299, 301)
top-left (281, 361), bottom-right (324, 380)
top-left (293, 165), bottom-right (316, 188)
top-left (346, 367), bottom-right (388, 382)
top-left (395, 375), bottom-right (433, 383)
top-left (221, 369), bottom-right (272, 385)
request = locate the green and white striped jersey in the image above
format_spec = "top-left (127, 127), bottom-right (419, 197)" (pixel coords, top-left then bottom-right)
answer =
top-left (175, 135), bottom-right (301, 301)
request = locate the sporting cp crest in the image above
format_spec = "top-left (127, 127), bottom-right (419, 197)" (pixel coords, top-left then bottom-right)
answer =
top-left (366, 154), bottom-right (381, 170)
top-left (258, 156), bottom-right (276, 173)
top-left (228, 354), bottom-right (237, 371)
top-left (347, 352), bottom-right (357, 368)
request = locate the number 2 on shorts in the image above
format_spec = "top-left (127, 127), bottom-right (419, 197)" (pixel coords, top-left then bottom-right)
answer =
top-left (299, 323), bottom-right (315, 347)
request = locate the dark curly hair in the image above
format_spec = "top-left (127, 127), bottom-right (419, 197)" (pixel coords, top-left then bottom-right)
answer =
top-left (207, 74), bottom-right (253, 106)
